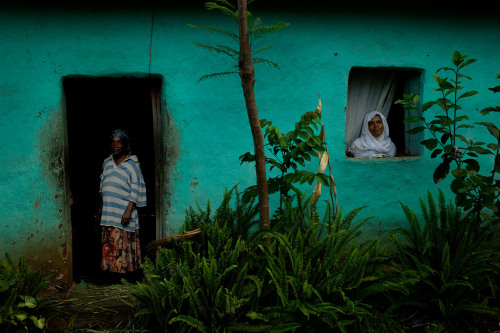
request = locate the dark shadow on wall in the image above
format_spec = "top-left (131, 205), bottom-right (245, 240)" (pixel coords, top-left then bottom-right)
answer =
top-left (63, 76), bottom-right (160, 283)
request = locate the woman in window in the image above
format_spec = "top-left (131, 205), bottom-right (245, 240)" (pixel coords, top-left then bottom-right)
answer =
top-left (96, 129), bottom-right (147, 275)
top-left (347, 111), bottom-right (396, 158)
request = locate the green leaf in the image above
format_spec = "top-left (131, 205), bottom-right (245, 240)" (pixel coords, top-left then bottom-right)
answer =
top-left (481, 212), bottom-right (493, 220)
top-left (444, 144), bottom-right (453, 154)
top-left (421, 101), bottom-right (435, 112)
top-left (440, 133), bottom-right (450, 144)
top-left (458, 91), bottom-right (478, 99)
top-left (22, 296), bottom-right (37, 309)
top-left (170, 315), bottom-right (207, 332)
top-left (431, 149), bottom-right (443, 158)
top-left (463, 159), bottom-right (480, 173)
top-left (454, 115), bottom-right (469, 122)
top-left (439, 116), bottom-right (453, 127)
top-left (15, 311), bottom-right (28, 321)
top-left (476, 122), bottom-right (499, 140)
top-left (268, 159), bottom-right (287, 173)
top-left (433, 161), bottom-right (450, 184)
top-left (459, 57), bottom-right (477, 68)
top-left (452, 50), bottom-right (463, 66)
top-left (407, 126), bottom-right (426, 135)
top-left (452, 168), bottom-right (468, 178)
top-left (480, 106), bottom-right (500, 115)
top-left (404, 116), bottom-right (423, 124)
top-left (455, 134), bottom-right (468, 144)
top-left (30, 316), bottom-right (45, 329)
top-left (438, 298), bottom-right (446, 316)
top-left (487, 143), bottom-right (500, 151)
top-left (314, 174), bottom-right (329, 186)
top-left (468, 146), bottom-right (492, 155)
top-left (298, 131), bottom-right (310, 140)
top-left (451, 178), bottom-right (464, 193)
top-left (488, 85), bottom-right (500, 93)
top-left (422, 139), bottom-right (438, 150)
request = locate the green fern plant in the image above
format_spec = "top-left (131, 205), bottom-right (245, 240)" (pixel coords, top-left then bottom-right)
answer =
top-left (0, 254), bottom-right (50, 332)
top-left (387, 190), bottom-right (500, 328)
top-left (132, 223), bottom-right (268, 332)
top-left (245, 195), bottom-right (407, 332)
top-left (134, 189), bottom-right (416, 332)
top-left (179, 186), bottom-right (259, 256)
top-left (132, 190), bottom-right (264, 332)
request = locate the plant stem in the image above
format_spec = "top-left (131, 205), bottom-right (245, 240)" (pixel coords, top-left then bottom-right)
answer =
top-left (237, 0), bottom-right (270, 229)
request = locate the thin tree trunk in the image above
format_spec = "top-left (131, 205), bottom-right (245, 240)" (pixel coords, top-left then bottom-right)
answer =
top-left (237, 0), bottom-right (270, 229)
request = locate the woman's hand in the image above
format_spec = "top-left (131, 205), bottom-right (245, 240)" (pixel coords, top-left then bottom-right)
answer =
top-left (121, 210), bottom-right (131, 226)
top-left (121, 202), bottom-right (134, 226)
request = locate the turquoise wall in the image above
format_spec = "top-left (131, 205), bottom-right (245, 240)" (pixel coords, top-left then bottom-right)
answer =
top-left (0, 3), bottom-right (498, 283)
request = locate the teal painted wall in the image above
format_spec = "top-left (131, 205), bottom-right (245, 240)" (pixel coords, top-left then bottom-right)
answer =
top-left (0, 3), bottom-right (498, 283)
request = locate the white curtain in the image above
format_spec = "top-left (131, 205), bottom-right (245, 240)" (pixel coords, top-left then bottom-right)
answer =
top-left (345, 68), bottom-right (399, 150)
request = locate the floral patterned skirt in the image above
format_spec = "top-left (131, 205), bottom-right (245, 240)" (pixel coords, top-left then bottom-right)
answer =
top-left (101, 226), bottom-right (142, 273)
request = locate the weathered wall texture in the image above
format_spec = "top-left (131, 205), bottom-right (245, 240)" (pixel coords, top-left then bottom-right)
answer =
top-left (0, 2), bottom-right (498, 284)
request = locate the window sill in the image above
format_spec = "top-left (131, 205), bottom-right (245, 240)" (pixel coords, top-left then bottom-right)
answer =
top-left (345, 155), bottom-right (421, 163)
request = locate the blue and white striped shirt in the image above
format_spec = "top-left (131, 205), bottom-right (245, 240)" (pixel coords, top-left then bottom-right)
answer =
top-left (99, 155), bottom-right (147, 231)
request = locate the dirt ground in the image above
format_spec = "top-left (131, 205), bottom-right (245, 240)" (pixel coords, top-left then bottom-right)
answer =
top-left (42, 279), bottom-right (144, 333)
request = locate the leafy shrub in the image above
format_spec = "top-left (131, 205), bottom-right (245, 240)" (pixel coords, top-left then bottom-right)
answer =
top-left (387, 190), bottom-right (500, 328)
top-left (132, 230), bottom-right (260, 332)
top-left (396, 51), bottom-right (500, 217)
top-left (132, 189), bottom-right (405, 332)
top-left (0, 254), bottom-right (50, 332)
top-left (180, 185), bottom-right (259, 253)
top-left (131, 188), bottom-right (264, 332)
top-left (249, 211), bottom-right (373, 332)
top-left (250, 194), bottom-right (415, 333)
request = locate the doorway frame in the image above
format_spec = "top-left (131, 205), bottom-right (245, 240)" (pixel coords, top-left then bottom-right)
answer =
top-left (62, 73), bottom-right (164, 281)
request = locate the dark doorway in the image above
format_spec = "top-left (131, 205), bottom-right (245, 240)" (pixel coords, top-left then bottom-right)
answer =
top-left (64, 76), bottom-right (160, 283)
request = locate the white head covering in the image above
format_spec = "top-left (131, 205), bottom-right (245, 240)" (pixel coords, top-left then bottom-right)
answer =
top-left (348, 111), bottom-right (396, 158)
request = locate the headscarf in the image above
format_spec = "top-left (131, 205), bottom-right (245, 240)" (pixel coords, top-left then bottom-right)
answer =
top-left (348, 111), bottom-right (396, 158)
top-left (110, 128), bottom-right (132, 154)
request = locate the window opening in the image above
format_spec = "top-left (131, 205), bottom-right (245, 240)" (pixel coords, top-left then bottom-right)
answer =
top-left (346, 67), bottom-right (423, 157)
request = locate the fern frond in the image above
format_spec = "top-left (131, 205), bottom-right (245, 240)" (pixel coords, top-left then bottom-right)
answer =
top-left (194, 43), bottom-right (240, 59)
top-left (249, 22), bottom-right (290, 41)
top-left (198, 71), bottom-right (238, 82)
top-left (187, 24), bottom-right (239, 42)
top-left (205, 0), bottom-right (238, 20)
top-left (253, 58), bottom-right (280, 69)
top-left (169, 314), bottom-right (207, 333)
top-left (252, 45), bottom-right (272, 55)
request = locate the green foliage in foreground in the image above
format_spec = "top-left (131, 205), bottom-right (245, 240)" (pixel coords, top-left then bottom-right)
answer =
top-left (130, 187), bottom-right (500, 332)
top-left (387, 190), bottom-right (500, 327)
top-left (131, 191), bottom-right (380, 331)
top-left (0, 254), bottom-right (50, 332)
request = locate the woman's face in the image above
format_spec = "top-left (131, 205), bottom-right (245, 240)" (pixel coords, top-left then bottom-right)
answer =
top-left (111, 136), bottom-right (125, 156)
top-left (368, 115), bottom-right (384, 137)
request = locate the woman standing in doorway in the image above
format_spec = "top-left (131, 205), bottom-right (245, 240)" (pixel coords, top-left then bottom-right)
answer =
top-left (96, 129), bottom-right (147, 274)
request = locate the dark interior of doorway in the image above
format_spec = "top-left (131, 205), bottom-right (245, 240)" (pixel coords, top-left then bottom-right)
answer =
top-left (64, 76), bottom-right (160, 284)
